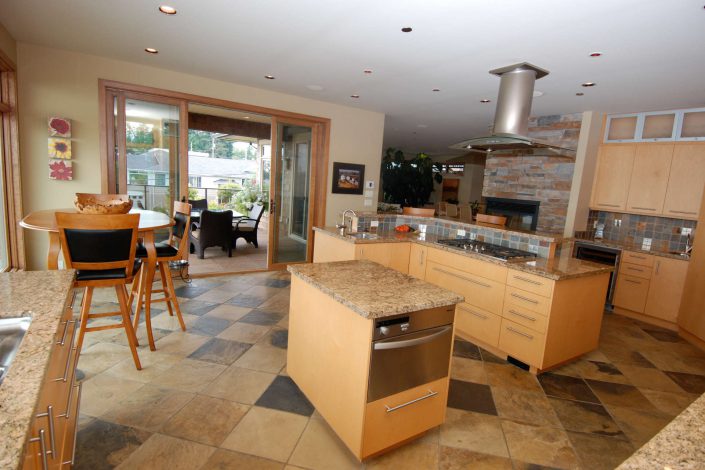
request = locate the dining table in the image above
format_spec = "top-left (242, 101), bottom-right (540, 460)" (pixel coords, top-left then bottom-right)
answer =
top-left (20, 208), bottom-right (174, 350)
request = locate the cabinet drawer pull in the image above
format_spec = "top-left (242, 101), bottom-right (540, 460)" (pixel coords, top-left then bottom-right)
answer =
top-left (458, 305), bottom-right (488, 320)
top-left (53, 320), bottom-right (79, 383)
top-left (655, 260), bottom-right (660, 275)
top-left (510, 292), bottom-right (539, 304)
top-left (626, 266), bottom-right (645, 272)
top-left (512, 275), bottom-right (543, 286)
top-left (599, 204), bottom-right (621, 208)
top-left (35, 405), bottom-right (56, 458)
top-left (508, 309), bottom-right (536, 322)
top-left (433, 267), bottom-right (491, 288)
top-left (57, 320), bottom-right (70, 346)
top-left (629, 255), bottom-right (647, 260)
top-left (669, 210), bottom-right (697, 215)
top-left (29, 429), bottom-right (49, 470)
top-left (385, 389), bottom-right (438, 413)
top-left (624, 279), bottom-right (642, 284)
top-left (631, 206), bottom-right (656, 211)
top-left (506, 326), bottom-right (534, 340)
top-left (419, 249), bottom-right (424, 264)
top-left (62, 383), bottom-right (82, 466)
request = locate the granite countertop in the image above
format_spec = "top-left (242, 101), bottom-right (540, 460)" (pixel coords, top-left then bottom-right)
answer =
top-left (569, 237), bottom-right (691, 261)
top-left (314, 227), bottom-right (611, 281)
top-left (0, 270), bottom-right (76, 470)
top-left (617, 392), bottom-right (705, 469)
top-left (288, 260), bottom-right (464, 318)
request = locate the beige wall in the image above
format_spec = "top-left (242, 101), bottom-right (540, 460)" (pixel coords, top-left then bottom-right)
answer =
top-left (0, 22), bottom-right (16, 65)
top-left (16, 43), bottom-right (384, 269)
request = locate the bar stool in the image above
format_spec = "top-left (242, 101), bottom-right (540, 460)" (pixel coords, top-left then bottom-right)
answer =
top-left (129, 201), bottom-right (191, 350)
top-left (56, 212), bottom-right (142, 370)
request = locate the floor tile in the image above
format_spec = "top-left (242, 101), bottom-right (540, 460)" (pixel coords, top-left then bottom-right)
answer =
top-left (578, 360), bottom-right (631, 384)
top-left (150, 358), bottom-right (226, 392)
top-left (288, 417), bottom-right (361, 470)
top-left (480, 348), bottom-right (506, 364)
top-left (201, 449), bottom-right (284, 470)
top-left (567, 431), bottom-right (634, 470)
top-left (492, 388), bottom-right (560, 427)
top-left (234, 342), bottom-right (287, 373)
top-left (227, 293), bottom-right (269, 308)
top-left (263, 278), bottom-right (291, 288)
top-left (188, 337), bottom-right (251, 365)
top-left (153, 331), bottom-right (209, 356)
top-left (641, 389), bottom-right (699, 417)
top-left (537, 373), bottom-right (600, 403)
top-left (585, 379), bottom-right (658, 411)
top-left (177, 299), bottom-right (219, 316)
top-left (221, 407), bottom-right (308, 462)
top-left (615, 363), bottom-right (685, 393)
top-left (640, 349), bottom-right (705, 375)
top-left (80, 374), bottom-right (145, 417)
top-left (204, 365), bottom-right (277, 404)
top-left (74, 418), bottom-right (152, 470)
top-left (102, 351), bottom-right (182, 383)
top-left (641, 327), bottom-right (683, 343)
top-left (103, 384), bottom-right (194, 431)
top-left (548, 397), bottom-right (624, 437)
top-left (78, 342), bottom-right (137, 375)
top-left (205, 304), bottom-right (252, 321)
top-left (446, 379), bottom-right (497, 415)
top-left (173, 285), bottom-right (210, 299)
top-left (599, 345), bottom-right (655, 368)
top-left (606, 405), bottom-right (672, 447)
top-left (452, 339), bottom-right (482, 360)
top-left (115, 433), bottom-right (215, 470)
top-left (267, 328), bottom-right (289, 349)
top-left (194, 288), bottom-right (242, 304)
top-left (161, 395), bottom-right (249, 446)
top-left (450, 357), bottom-right (487, 384)
top-left (255, 375), bottom-right (315, 416)
top-left (484, 362), bottom-right (542, 392)
top-left (663, 371), bottom-right (705, 394)
top-left (439, 408), bottom-right (509, 457)
top-left (188, 316), bottom-right (234, 336)
top-left (439, 446), bottom-right (513, 470)
top-left (239, 309), bottom-right (285, 326)
top-left (218, 322), bottom-right (271, 343)
top-left (365, 438), bottom-right (439, 469)
top-left (501, 419), bottom-right (579, 469)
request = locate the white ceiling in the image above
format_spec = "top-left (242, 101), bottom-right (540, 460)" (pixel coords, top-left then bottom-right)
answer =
top-left (2, 0), bottom-right (705, 156)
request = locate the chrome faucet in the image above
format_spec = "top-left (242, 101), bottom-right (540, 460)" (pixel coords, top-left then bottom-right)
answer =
top-left (336, 209), bottom-right (358, 235)
top-left (685, 233), bottom-right (693, 255)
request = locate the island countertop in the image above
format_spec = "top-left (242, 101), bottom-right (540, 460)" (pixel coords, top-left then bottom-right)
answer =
top-left (287, 260), bottom-right (464, 318)
top-left (0, 270), bottom-right (76, 470)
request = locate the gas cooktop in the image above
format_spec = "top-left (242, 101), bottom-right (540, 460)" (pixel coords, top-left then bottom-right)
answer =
top-left (436, 238), bottom-right (537, 262)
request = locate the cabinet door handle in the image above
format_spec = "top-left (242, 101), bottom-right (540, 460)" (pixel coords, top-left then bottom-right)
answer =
top-left (62, 382), bottom-right (82, 466)
top-left (508, 309), bottom-right (537, 322)
top-left (626, 266), bottom-right (644, 272)
top-left (624, 279), bottom-right (642, 284)
top-left (56, 320), bottom-right (70, 346)
top-left (29, 429), bottom-right (49, 470)
top-left (385, 389), bottom-right (438, 413)
top-left (599, 203), bottom-right (621, 208)
top-left (35, 405), bottom-right (56, 458)
top-left (419, 249), bottom-right (424, 265)
top-left (629, 255), bottom-right (647, 260)
top-left (669, 210), bottom-right (697, 215)
top-left (631, 206), bottom-right (656, 211)
top-left (506, 326), bottom-right (534, 340)
top-left (433, 267), bottom-right (491, 288)
top-left (655, 261), bottom-right (660, 275)
top-left (512, 275), bottom-right (542, 286)
top-left (53, 320), bottom-right (79, 383)
top-left (458, 305), bottom-right (488, 320)
top-left (511, 292), bottom-right (539, 304)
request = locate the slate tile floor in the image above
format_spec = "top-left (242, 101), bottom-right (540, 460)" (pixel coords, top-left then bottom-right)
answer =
top-left (74, 271), bottom-right (705, 469)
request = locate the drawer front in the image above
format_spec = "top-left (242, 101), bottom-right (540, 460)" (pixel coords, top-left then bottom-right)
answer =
top-left (613, 274), bottom-right (650, 313)
top-left (427, 247), bottom-right (507, 283)
top-left (426, 261), bottom-right (505, 314)
top-left (455, 303), bottom-right (501, 347)
top-left (362, 377), bottom-right (448, 458)
top-left (619, 262), bottom-right (652, 280)
top-left (506, 270), bottom-right (554, 297)
top-left (498, 319), bottom-right (545, 367)
top-left (504, 287), bottom-right (551, 316)
top-left (502, 303), bottom-right (548, 334)
top-left (622, 251), bottom-right (654, 268)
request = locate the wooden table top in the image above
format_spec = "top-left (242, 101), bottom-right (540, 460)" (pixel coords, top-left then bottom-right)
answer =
top-left (20, 208), bottom-right (173, 232)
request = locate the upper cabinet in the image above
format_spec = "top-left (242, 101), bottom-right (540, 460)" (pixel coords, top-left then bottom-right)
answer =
top-left (663, 145), bottom-right (705, 218)
top-left (591, 144), bottom-right (636, 211)
top-left (604, 107), bottom-right (705, 143)
top-left (625, 144), bottom-right (673, 214)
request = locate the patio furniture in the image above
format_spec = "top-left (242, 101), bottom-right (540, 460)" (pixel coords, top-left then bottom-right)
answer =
top-left (190, 209), bottom-right (234, 259)
top-left (55, 212), bottom-right (142, 370)
top-left (402, 207), bottom-right (435, 217)
top-left (232, 203), bottom-right (265, 249)
top-left (188, 198), bottom-right (208, 211)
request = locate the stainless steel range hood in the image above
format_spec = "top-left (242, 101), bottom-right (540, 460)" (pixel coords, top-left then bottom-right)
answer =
top-left (450, 62), bottom-right (576, 159)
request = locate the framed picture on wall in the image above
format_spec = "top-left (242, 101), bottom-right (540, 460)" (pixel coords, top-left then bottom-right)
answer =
top-left (332, 162), bottom-right (365, 195)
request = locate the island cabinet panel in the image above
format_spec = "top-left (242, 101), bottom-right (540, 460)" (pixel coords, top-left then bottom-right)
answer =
top-left (502, 303), bottom-right (549, 334)
top-left (504, 287), bottom-right (552, 317)
top-left (499, 318), bottom-right (546, 366)
top-left (625, 144), bottom-right (674, 214)
top-left (407, 244), bottom-right (427, 280)
top-left (455, 303), bottom-right (501, 347)
top-left (506, 271), bottom-right (554, 297)
top-left (662, 144), bottom-right (705, 219)
top-left (356, 243), bottom-right (411, 274)
top-left (426, 247), bottom-right (507, 283)
top-left (312, 231), bottom-right (357, 262)
top-left (591, 144), bottom-right (636, 211)
top-left (425, 261), bottom-right (506, 315)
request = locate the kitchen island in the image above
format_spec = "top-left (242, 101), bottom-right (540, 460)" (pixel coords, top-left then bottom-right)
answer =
top-left (287, 260), bottom-right (463, 460)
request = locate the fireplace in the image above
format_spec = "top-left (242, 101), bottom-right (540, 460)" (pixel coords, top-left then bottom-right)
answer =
top-left (484, 197), bottom-right (540, 231)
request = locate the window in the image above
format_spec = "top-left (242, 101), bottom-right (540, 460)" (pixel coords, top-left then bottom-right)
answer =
top-left (154, 172), bottom-right (167, 187)
top-left (188, 176), bottom-right (202, 188)
top-left (128, 170), bottom-right (148, 185)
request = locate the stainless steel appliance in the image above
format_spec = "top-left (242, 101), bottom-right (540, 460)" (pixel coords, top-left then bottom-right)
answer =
top-left (573, 241), bottom-right (621, 310)
top-left (367, 306), bottom-right (454, 403)
top-left (436, 238), bottom-right (538, 262)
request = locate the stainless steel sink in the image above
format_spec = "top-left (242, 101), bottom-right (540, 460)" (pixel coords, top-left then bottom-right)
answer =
top-left (0, 315), bottom-right (32, 385)
top-left (348, 233), bottom-right (378, 240)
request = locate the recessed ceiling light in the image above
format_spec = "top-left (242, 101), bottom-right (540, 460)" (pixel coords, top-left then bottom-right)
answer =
top-left (432, 88), bottom-right (440, 92)
top-left (576, 92), bottom-right (585, 96)
top-left (158, 5), bottom-right (177, 15)
top-left (350, 94), bottom-right (360, 99)
top-left (363, 69), bottom-right (373, 74)
top-left (264, 75), bottom-right (275, 80)
top-left (401, 27), bottom-right (413, 33)
top-left (480, 99), bottom-right (491, 103)
top-left (589, 51), bottom-right (602, 57)
top-left (144, 48), bottom-right (158, 54)
top-left (581, 82), bottom-right (596, 87)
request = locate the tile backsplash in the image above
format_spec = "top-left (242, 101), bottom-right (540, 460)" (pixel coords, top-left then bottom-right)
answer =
top-left (585, 210), bottom-right (696, 253)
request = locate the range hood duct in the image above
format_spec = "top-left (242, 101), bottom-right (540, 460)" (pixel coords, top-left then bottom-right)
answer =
top-left (450, 62), bottom-right (576, 159)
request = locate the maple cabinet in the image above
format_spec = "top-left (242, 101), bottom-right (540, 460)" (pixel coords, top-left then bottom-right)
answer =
top-left (662, 145), bottom-right (705, 219)
top-left (407, 243), bottom-right (427, 280)
top-left (313, 230), bottom-right (410, 273)
top-left (591, 144), bottom-right (636, 211)
top-left (625, 144), bottom-right (673, 214)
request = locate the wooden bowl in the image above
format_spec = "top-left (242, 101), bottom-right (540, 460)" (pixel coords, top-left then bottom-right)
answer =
top-left (74, 193), bottom-right (133, 214)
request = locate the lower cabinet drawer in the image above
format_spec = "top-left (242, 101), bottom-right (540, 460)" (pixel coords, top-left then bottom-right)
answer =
top-left (619, 262), bottom-right (652, 280)
top-left (613, 274), bottom-right (650, 313)
top-left (504, 287), bottom-right (551, 316)
top-left (502, 303), bottom-right (548, 334)
top-left (455, 303), bottom-right (501, 347)
top-left (498, 319), bottom-right (545, 367)
top-left (361, 377), bottom-right (448, 459)
top-left (426, 261), bottom-right (505, 315)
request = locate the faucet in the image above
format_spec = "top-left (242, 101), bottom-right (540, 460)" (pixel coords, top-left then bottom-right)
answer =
top-left (336, 209), bottom-right (358, 236)
top-left (685, 233), bottom-right (693, 255)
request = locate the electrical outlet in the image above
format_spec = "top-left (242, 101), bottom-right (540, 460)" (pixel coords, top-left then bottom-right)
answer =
top-left (682, 227), bottom-right (692, 236)
top-left (642, 238), bottom-right (652, 250)
top-left (528, 244), bottom-right (539, 254)
top-left (469, 232), bottom-right (477, 240)
top-left (457, 229), bottom-right (466, 237)
top-left (614, 219), bottom-right (622, 227)
top-left (419, 224), bottom-right (427, 233)
top-left (593, 220), bottom-right (598, 229)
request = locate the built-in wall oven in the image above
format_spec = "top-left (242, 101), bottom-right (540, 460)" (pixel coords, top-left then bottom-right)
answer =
top-left (573, 241), bottom-right (621, 310)
top-left (367, 306), bottom-right (455, 403)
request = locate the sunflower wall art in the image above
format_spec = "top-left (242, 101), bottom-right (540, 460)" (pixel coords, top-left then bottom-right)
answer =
top-left (49, 160), bottom-right (73, 181)
top-left (48, 138), bottom-right (71, 159)
top-left (47, 116), bottom-right (74, 181)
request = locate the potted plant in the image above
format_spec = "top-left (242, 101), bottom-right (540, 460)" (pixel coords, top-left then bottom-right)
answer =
top-left (381, 148), bottom-right (442, 208)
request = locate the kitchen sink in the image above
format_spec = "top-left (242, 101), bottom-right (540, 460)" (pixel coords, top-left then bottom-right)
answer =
top-left (668, 251), bottom-right (690, 258)
top-left (0, 315), bottom-right (32, 385)
top-left (348, 232), bottom-right (378, 240)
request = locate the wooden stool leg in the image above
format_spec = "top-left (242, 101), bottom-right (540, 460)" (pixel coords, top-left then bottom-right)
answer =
top-left (158, 263), bottom-right (174, 317)
top-left (74, 286), bottom-right (93, 354)
top-left (115, 285), bottom-right (142, 370)
top-left (131, 266), bottom-right (146, 331)
top-left (127, 265), bottom-right (142, 313)
top-left (163, 262), bottom-right (187, 331)
top-left (122, 285), bottom-right (139, 347)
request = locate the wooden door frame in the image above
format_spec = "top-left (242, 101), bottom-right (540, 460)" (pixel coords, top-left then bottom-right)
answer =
top-left (98, 79), bottom-right (330, 271)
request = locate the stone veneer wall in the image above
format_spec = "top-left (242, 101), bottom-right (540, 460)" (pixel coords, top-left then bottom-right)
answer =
top-left (482, 113), bottom-right (583, 234)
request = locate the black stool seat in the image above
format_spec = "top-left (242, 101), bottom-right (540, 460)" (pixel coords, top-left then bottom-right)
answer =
top-left (135, 241), bottom-right (179, 258)
top-left (76, 259), bottom-right (142, 281)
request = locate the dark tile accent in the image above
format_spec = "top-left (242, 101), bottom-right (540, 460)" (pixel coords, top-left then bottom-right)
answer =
top-left (174, 285), bottom-right (210, 299)
top-left (74, 419), bottom-right (152, 470)
top-left (262, 278), bottom-right (290, 288)
top-left (189, 316), bottom-right (233, 336)
top-left (480, 348), bottom-right (506, 364)
top-left (453, 339), bottom-right (481, 360)
top-left (255, 376), bottom-right (315, 416)
top-left (513, 463), bottom-right (564, 470)
top-left (538, 373), bottom-right (600, 404)
top-left (642, 328), bottom-right (683, 343)
top-left (188, 338), bottom-right (251, 365)
top-left (269, 329), bottom-right (288, 349)
top-left (75, 369), bottom-right (86, 381)
top-left (567, 431), bottom-right (635, 470)
top-left (191, 278), bottom-right (225, 289)
top-left (663, 371), bottom-right (705, 394)
top-left (239, 309), bottom-right (284, 326)
top-left (179, 300), bottom-right (218, 316)
top-left (548, 397), bottom-right (624, 437)
top-left (447, 379), bottom-right (497, 415)
top-left (585, 379), bottom-right (656, 410)
top-left (227, 293), bottom-right (269, 308)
